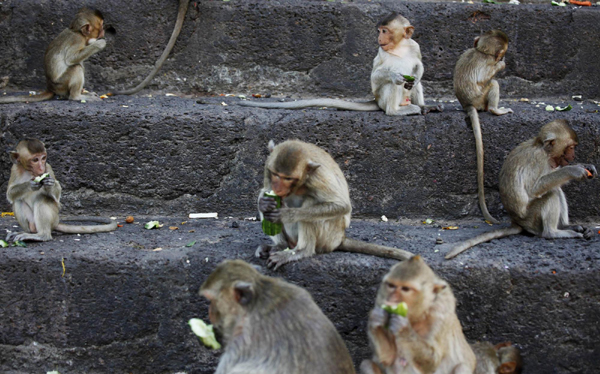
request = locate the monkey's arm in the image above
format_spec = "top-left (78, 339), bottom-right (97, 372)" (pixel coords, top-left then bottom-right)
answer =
top-left (67, 40), bottom-right (106, 65)
top-left (390, 315), bottom-right (443, 372)
top-left (531, 165), bottom-right (589, 198)
top-left (6, 182), bottom-right (31, 204)
top-left (367, 308), bottom-right (397, 367)
top-left (278, 201), bottom-right (351, 223)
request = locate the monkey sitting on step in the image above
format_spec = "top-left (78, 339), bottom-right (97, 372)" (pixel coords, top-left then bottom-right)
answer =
top-left (239, 13), bottom-right (441, 116)
top-left (445, 120), bottom-right (597, 259)
top-left (0, 8), bottom-right (107, 104)
top-left (257, 139), bottom-right (415, 269)
top-left (199, 259), bottom-right (356, 374)
top-left (6, 139), bottom-right (117, 242)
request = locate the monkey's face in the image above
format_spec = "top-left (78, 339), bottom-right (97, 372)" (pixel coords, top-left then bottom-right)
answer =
top-left (560, 144), bottom-right (576, 166)
top-left (380, 278), bottom-right (420, 311)
top-left (377, 25), bottom-right (403, 51)
top-left (27, 152), bottom-right (47, 177)
top-left (269, 169), bottom-right (298, 197)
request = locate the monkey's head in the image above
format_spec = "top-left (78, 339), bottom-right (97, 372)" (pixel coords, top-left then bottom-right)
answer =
top-left (536, 119), bottom-right (578, 168)
top-left (70, 8), bottom-right (105, 42)
top-left (475, 30), bottom-right (509, 62)
top-left (265, 140), bottom-right (321, 197)
top-left (200, 260), bottom-right (261, 343)
top-left (377, 13), bottom-right (414, 52)
top-left (10, 139), bottom-right (47, 177)
top-left (377, 255), bottom-right (449, 318)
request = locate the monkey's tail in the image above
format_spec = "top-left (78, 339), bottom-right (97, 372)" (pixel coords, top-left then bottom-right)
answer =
top-left (55, 216), bottom-right (118, 234)
top-left (0, 91), bottom-right (54, 104)
top-left (239, 98), bottom-right (381, 112)
top-left (467, 106), bottom-right (499, 224)
top-left (339, 238), bottom-right (414, 261)
top-left (444, 224), bottom-right (522, 259)
top-left (112, 0), bottom-right (190, 95)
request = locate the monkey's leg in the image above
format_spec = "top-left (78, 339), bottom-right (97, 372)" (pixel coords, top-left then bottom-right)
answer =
top-left (380, 84), bottom-right (421, 116)
top-left (13, 201), bottom-right (56, 242)
top-left (540, 192), bottom-right (583, 239)
top-left (486, 80), bottom-right (513, 116)
top-left (266, 222), bottom-right (317, 269)
top-left (556, 190), bottom-right (594, 239)
top-left (7, 202), bottom-right (35, 241)
top-left (55, 65), bottom-right (84, 100)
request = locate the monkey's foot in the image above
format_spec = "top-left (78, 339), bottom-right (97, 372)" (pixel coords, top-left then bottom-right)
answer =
top-left (421, 104), bottom-right (444, 115)
top-left (6, 231), bottom-right (20, 241)
top-left (489, 107), bottom-right (513, 116)
top-left (570, 225), bottom-right (594, 240)
top-left (255, 244), bottom-right (272, 259)
top-left (12, 232), bottom-right (51, 242)
top-left (266, 248), bottom-right (309, 270)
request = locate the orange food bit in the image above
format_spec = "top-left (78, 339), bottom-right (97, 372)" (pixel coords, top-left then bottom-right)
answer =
top-left (585, 169), bottom-right (593, 177)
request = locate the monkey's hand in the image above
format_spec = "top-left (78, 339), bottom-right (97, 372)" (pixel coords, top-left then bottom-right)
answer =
top-left (259, 196), bottom-right (278, 213)
top-left (572, 164), bottom-right (597, 181)
top-left (262, 209), bottom-right (282, 223)
top-left (42, 176), bottom-right (56, 187)
top-left (90, 38), bottom-right (107, 50)
top-left (29, 180), bottom-right (43, 190)
top-left (368, 307), bottom-right (389, 329)
top-left (388, 314), bottom-right (410, 336)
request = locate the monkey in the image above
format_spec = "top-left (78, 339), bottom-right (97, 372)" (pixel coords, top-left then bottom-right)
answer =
top-left (0, 8), bottom-right (107, 104)
top-left (112, 0), bottom-right (190, 95)
top-left (495, 342), bottom-right (522, 374)
top-left (445, 119), bottom-right (597, 259)
top-left (199, 259), bottom-right (356, 374)
top-left (454, 30), bottom-right (513, 224)
top-left (6, 139), bottom-right (117, 242)
top-left (360, 255), bottom-right (477, 374)
top-left (257, 139), bottom-right (415, 269)
top-left (239, 13), bottom-right (441, 116)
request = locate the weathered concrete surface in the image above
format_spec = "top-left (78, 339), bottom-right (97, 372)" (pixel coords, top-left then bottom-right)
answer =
top-left (1, 0), bottom-right (599, 99)
top-left (0, 216), bottom-right (598, 374)
top-left (0, 96), bottom-right (599, 220)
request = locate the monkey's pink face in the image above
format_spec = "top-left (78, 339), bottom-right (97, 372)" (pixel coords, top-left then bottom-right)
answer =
top-left (557, 144), bottom-right (576, 166)
top-left (269, 170), bottom-right (298, 197)
top-left (28, 152), bottom-right (47, 177)
top-left (378, 26), bottom-right (397, 51)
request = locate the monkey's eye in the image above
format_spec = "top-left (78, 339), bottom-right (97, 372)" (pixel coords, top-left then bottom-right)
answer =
top-left (32, 158), bottom-right (39, 162)
top-left (401, 286), bottom-right (411, 293)
top-left (385, 282), bottom-right (397, 292)
top-left (284, 177), bottom-right (296, 182)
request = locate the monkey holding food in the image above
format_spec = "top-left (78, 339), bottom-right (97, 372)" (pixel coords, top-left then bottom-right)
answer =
top-left (0, 8), bottom-right (107, 104)
top-left (445, 120), bottom-right (597, 259)
top-left (240, 13), bottom-right (441, 116)
top-left (361, 255), bottom-right (522, 374)
top-left (257, 139), bottom-right (415, 269)
top-left (453, 30), bottom-right (513, 224)
top-left (199, 259), bottom-right (356, 374)
top-left (6, 139), bottom-right (117, 242)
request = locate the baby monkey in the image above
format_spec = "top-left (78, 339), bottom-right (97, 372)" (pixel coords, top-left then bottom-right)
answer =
top-left (0, 8), bottom-right (107, 103)
top-left (258, 139), bottom-right (414, 269)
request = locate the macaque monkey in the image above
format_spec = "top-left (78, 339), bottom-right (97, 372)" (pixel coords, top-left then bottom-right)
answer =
top-left (113, 0), bottom-right (190, 95)
top-left (495, 342), bottom-right (523, 374)
top-left (6, 139), bottom-right (117, 242)
top-left (199, 259), bottom-right (356, 374)
top-left (0, 8), bottom-right (107, 104)
top-left (360, 255), bottom-right (477, 374)
top-left (446, 120), bottom-right (597, 259)
top-left (454, 30), bottom-right (513, 224)
top-left (239, 13), bottom-right (441, 116)
top-left (257, 139), bottom-right (415, 269)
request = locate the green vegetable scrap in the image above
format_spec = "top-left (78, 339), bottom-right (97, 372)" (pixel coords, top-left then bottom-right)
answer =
top-left (144, 220), bottom-right (162, 230)
top-left (186, 240), bottom-right (196, 247)
top-left (189, 318), bottom-right (222, 349)
top-left (551, 0), bottom-right (566, 5)
top-left (483, 0), bottom-right (497, 3)
top-left (0, 240), bottom-right (8, 248)
top-left (555, 104), bottom-right (572, 112)
top-left (382, 302), bottom-right (409, 317)
top-left (13, 240), bottom-right (27, 247)
top-left (402, 75), bottom-right (415, 82)
top-left (33, 173), bottom-right (49, 183)
top-left (261, 190), bottom-right (282, 236)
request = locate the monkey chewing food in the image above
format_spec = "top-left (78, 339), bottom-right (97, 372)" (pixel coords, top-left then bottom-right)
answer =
top-left (188, 318), bottom-right (221, 350)
top-left (382, 301), bottom-right (408, 317)
top-left (33, 173), bottom-right (49, 183)
top-left (261, 190), bottom-right (282, 236)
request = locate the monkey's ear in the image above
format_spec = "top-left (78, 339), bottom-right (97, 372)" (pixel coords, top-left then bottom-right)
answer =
top-left (432, 282), bottom-right (447, 294)
top-left (306, 161), bottom-right (321, 174)
top-left (233, 281), bottom-right (254, 306)
top-left (9, 151), bottom-right (19, 164)
top-left (473, 36), bottom-right (480, 48)
top-left (268, 140), bottom-right (276, 153)
top-left (80, 23), bottom-right (92, 36)
top-left (543, 133), bottom-right (556, 149)
top-left (498, 362), bottom-right (517, 373)
top-left (200, 289), bottom-right (216, 301)
top-left (404, 26), bottom-right (415, 39)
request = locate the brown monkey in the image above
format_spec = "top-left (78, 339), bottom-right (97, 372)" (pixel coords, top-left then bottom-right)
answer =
top-left (6, 139), bottom-right (117, 242)
top-left (360, 255), bottom-right (477, 374)
top-left (445, 120), bottom-right (597, 259)
top-left (496, 342), bottom-right (522, 374)
top-left (0, 8), bottom-right (107, 104)
top-left (199, 259), bottom-right (356, 374)
top-left (113, 0), bottom-right (190, 95)
top-left (240, 13), bottom-right (441, 116)
top-left (454, 30), bottom-right (513, 224)
top-left (257, 139), bottom-right (415, 269)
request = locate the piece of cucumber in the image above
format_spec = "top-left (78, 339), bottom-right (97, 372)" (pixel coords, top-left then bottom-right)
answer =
top-left (189, 318), bottom-right (221, 350)
top-left (262, 190), bottom-right (282, 236)
top-left (33, 173), bottom-right (49, 183)
top-left (402, 75), bottom-right (415, 82)
top-left (382, 302), bottom-right (408, 317)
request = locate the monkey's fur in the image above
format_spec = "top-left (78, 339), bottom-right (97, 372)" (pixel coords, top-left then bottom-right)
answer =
top-left (454, 30), bottom-right (513, 224)
top-left (446, 120), bottom-right (597, 259)
top-left (257, 139), bottom-right (414, 269)
top-left (200, 259), bottom-right (356, 374)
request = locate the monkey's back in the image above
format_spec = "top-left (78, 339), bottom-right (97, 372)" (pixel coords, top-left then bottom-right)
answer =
top-left (453, 48), bottom-right (489, 109)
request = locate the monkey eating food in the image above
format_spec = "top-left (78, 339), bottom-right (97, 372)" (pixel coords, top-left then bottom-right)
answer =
top-left (6, 139), bottom-right (117, 242)
top-left (445, 120), bottom-right (597, 259)
top-left (199, 259), bottom-right (356, 374)
top-left (239, 13), bottom-right (441, 116)
top-left (454, 30), bottom-right (513, 224)
top-left (0, 8), bottom-right (107, 104)
top-left (257, 139), bottom-right (415, 269)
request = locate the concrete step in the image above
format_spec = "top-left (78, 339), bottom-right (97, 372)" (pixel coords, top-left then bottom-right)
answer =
top-left (1, 1), bottom-right (599, 99)
top-left (0, 216), bottom-right (598, 373)
top-left (1, 96), bottom-right (599, 220)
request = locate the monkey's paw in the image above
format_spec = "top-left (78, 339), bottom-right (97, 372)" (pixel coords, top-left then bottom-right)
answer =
top-left (572, 225), bottom-right (594, 240)
top-left (255, 244), bottom-right (272, 259)
top-left (266, 248), bottom-right (305, 270)
top-left (368, 307), bottom-right (388, 328)
top-left (6, 231), bottom-right (18, 241)
top-left (388, 314), bottom-right (409, 335)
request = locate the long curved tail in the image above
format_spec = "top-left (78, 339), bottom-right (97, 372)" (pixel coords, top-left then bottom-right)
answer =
top-left (55, 216), bottom-right (118, 234)
top-left (467, 106), bottom-right (499, 224)
top-left (339, 238), bottom-right (414, 261)
top-left (239, 98), bottom-right (381, 112)
top-left (445, 224), bottom-right (522, 259)
top-left (0, 91), bottom-right (54, 104)
top-left (113, 0), bottom-right (190, 95)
